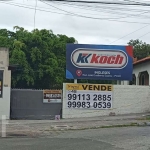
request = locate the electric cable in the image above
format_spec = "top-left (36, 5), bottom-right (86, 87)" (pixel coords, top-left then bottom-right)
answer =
top-left (34, 0), bottom-right (38, 29)
top-left (43, 0), bottom-right (150, 6)
top-left (109, 24), bottom-right (150, 44)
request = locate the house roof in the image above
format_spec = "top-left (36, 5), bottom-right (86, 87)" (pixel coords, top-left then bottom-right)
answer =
top-left (133, 56), bottom-right (150, 65)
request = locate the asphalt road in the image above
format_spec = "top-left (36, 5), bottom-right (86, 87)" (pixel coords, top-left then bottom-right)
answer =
top-left (0, 126), bottom-right (150, 150)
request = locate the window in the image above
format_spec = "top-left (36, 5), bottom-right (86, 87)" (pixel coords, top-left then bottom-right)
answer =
top-left (129, 75), bottom-right (136, 85)
top-left (0, 70), bottom-right (3, 98)
top-left (141, 74), bottom-right (145, 85)
top-left (133, 76), bottom-right (136, 85)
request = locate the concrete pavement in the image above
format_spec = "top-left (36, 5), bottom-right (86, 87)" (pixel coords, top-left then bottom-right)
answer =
top-left (0, 113), bottom-right (150, 137)
top-left (0, 126), bottom-right (150, 150)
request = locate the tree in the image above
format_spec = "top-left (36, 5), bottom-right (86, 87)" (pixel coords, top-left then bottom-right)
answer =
top-left (128, 39), bottom-right (150, 60)
top-left (0, 26), bottom-right (118, 89)
top-left (0, 26), bottom-right (76, 89)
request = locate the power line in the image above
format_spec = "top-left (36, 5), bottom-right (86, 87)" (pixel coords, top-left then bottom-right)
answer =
top-left (40, 0), bottom-right (128, 20)
top-left (51, 1), bottom-right (150, 18)
top-left (44, 0), bottom-right (150, 6)
top-left (49, 1), bottom-right (150, 20)
top-left (3, 1), bottom-right (150, 19)
top-left (49, 1), bottom-right (150, 21)
top-left (126, 0), bottom-right (150, 4)
top-left (51, 1), bottom-right (139, 11)
top-left (0, 1), bottom-right (76, 16)
top-left (122, 0), bottom-right (140, 3)
top-left (34, 0), bottom-right (38, 29)
top-left (39, 0), bottom-right (150, 24)
top-left (56, 3), bottom-right (150, 19)
top-left (1, 1), bottom-right (150, 24)
top-left (2, 1), bottom-right (150, 24)
top-left (42, 1), bottom-right (150, 20)
top-left (1, 1), bottom-right (150, 43)
top-left (1, 1), bottom-right (115, 18)
top-left (7, 1), bottom-right (150, 16)
top-left (109, 24), bottom-right (150, 44)
top-left (51, 1), bottom-right (150, 12)
top-left (137, 31), bottom-right (150, 39)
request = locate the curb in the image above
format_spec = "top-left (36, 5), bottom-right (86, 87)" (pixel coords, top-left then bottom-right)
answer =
top-left (0, 121), bottom-right (150, 138)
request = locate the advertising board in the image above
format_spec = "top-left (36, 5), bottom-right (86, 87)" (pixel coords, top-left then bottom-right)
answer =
top-left (65, 83), bottom-right (113, 109)
top-left (43, 90), bottom-right (62, 103)
top-left (66, 44), bottom-right (133, 80)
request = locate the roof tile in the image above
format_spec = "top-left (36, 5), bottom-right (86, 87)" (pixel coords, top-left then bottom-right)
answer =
top-left (133, 56), bottom-right (150, 65)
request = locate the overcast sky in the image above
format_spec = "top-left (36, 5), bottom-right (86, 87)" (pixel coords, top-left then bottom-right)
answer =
top-left (0, 0), bottom-right (150, 45)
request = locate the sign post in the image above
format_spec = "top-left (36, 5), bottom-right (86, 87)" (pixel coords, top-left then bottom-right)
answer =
top-left (74, 79), bottom-right (77, 83)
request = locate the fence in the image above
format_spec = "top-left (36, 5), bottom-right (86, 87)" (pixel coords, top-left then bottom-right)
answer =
top-left (10, 89), bottom-right (62, 120)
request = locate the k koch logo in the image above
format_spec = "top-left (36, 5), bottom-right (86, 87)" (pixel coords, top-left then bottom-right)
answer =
top-left (71, 49), bottom-right (128, 69)
top-left (76, 53), bottom-right (92, 63)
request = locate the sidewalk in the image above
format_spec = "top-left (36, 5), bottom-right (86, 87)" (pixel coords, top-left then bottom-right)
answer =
top-left (0, 113), bottom-right (150, 137)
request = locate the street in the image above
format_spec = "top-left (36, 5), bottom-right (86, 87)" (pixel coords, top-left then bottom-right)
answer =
top-left (0, 126), bottom-right (150, 150)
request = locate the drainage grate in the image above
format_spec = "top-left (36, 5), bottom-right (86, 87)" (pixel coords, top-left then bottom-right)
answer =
top-left (55, 125), bottom-right (68, 128)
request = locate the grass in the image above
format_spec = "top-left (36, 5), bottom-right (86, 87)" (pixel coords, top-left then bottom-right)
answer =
top-left (98, 123), bottom-right (138, 128)
top-left (137, 116), bottom-right (150, 121)
top-left (66, 123), bottom-right (140, 131)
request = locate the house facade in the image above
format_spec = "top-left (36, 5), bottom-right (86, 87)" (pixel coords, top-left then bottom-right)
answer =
top-left (132, 57), bottom-right (150, 85)
top-left (118, 57), bottom-right (150, 86)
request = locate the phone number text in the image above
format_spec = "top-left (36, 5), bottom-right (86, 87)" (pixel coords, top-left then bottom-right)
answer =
top-left (67, 93), bottom-right (112, 101)
top-left (67, 101), bottom-right (112, 109)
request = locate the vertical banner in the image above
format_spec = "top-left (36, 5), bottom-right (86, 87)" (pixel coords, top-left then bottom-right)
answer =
top-left (0, 81), bottom-right (2, 97)
top-left (0, 71), bottom-right (3, 98)
top-left (66, 83), bottom-right (113, 109)
top-left (43, 90), bottom-right (62, 103)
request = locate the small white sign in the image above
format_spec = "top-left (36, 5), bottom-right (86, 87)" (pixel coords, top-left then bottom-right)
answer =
top-left (43, 99), bottom-right (62, 103)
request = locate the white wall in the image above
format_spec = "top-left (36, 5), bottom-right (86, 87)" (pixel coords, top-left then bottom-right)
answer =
top-left (0, 87), bottom-right (11, 119)
top-left (0, 48), bottom-right (11, 120)
top-left (133, 62), bottom-right (150, 76)
top-left (63, 84), bottom-right (150, 118)
top-left (0, 48), bottom-right (9, 69)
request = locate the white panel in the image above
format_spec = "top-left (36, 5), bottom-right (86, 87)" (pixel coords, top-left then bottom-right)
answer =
top-left (43, 99), bottom-right (61, 103)
top-left (62, 84), bottom-right (150, 119)
top-left (0, 87), bottom-right (11, 119)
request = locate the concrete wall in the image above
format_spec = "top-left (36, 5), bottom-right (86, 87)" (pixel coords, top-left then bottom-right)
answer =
top-left (0, 48), bottom-right (9, 69)
top-left (62, 84), bottom-right (150, 118)
top-left (0, 48), bottom-right (11, 119)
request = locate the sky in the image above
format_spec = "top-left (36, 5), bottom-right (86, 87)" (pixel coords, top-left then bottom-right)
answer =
top-left (0, 0), bottom-right (150, 45)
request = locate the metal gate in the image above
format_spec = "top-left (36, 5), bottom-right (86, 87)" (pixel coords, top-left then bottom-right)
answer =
top-left (10, 89), bottom-right (62, 120)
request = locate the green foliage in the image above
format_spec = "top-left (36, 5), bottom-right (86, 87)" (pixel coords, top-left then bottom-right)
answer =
top-left (0, 26), bottom-right (124, 89)
top-left (0, 26), bottom-right (76, 89)
top-left (128, 39), bottom-right (150, 60)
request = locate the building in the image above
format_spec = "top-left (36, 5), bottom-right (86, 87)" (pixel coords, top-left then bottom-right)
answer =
top-left (118, 57), bottom-right (150, 86)
top-left (132, 57), bottom-right (150, 85)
